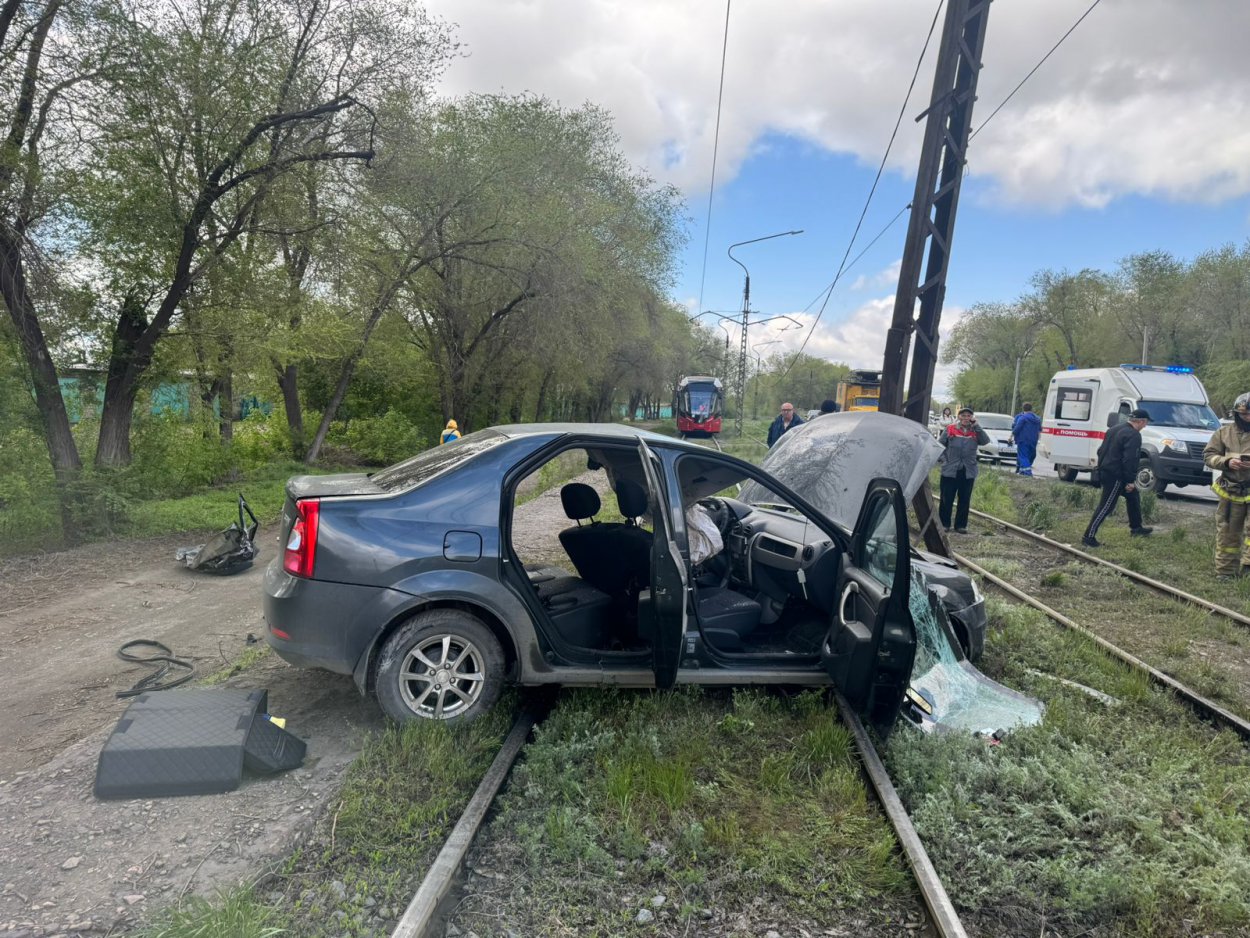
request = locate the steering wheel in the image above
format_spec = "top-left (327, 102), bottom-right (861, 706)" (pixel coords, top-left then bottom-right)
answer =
top-left (698, 497), bottom-right (734, 539)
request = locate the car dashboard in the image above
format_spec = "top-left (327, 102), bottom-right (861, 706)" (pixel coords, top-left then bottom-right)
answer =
top-left (718, 498), bottom-right (842, 613)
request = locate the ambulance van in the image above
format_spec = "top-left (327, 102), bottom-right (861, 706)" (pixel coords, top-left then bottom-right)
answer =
top-left (1038, 364), bottom-right (1223, 495)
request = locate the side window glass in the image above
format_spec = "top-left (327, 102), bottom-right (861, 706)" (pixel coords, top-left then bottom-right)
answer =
top-left (862, 496), bottom-right (898, 588)
top-left (1055, 386), bottom-right (1092, 421)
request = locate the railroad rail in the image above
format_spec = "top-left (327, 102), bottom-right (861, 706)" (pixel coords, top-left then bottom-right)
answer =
top-left (389, 689), bottom-right (973, 938)
top-left (390, 709), bottom-right (540, 938)
top-left (836, 693), bottom-right (969, 938)
top-left (968, 507), bottom-right (1250, 629)
top-left (952, 529), bottom-right (1250, 743)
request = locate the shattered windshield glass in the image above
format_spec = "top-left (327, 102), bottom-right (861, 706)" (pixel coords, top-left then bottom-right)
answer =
top-left (905, 569), bottom-right (1044, 734)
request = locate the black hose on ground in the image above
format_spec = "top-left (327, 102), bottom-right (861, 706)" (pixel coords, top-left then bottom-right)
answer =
top-left (115, 639), bottom-right (196, 697)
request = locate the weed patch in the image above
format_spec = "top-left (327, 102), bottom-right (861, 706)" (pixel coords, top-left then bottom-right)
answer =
top-left (888, 601), bottom-right (1250, 937)
top-left (136, 888), bottom-right (288, 938)
top-left (451, 687), bottom-right (918, 935)
top-left (271, 701), bottom-right (514, 936)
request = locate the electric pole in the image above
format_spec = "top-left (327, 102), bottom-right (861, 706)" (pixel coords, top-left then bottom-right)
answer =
top-left (878, 0), bottom-right (992, 557)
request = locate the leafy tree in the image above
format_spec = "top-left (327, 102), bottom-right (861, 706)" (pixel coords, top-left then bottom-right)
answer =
top-left (0, 0), bottom-right (117, 501)
top-left (76, 0), bottom-right (449, 466)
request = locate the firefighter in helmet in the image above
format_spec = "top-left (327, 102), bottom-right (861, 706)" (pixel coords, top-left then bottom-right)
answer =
top-left (1203, 392), bottom-right (1250, 578)
top-left (440, 419), bottom-right (461, 445)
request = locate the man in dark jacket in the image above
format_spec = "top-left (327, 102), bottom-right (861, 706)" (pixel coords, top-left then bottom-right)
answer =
top-left (1082, 408), bottom-right (1153, 547)
top-left (767, 402), bottom-right (804, 447)
top-left (1010, 402), bottom-right (1042, 477)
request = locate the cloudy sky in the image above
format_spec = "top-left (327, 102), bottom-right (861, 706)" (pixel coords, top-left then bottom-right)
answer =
top-left (420, 0), bottom-right (1250, 397)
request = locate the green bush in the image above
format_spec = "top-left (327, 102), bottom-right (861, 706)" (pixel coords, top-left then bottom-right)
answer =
top-left (233, 410), bottom-right (299, 469)
top-left (330, 409), bottom-right (424, 466)
top-left (0, 425), bottom-right (60, 554)
top-left (130, 414), bottom-right (234, 497)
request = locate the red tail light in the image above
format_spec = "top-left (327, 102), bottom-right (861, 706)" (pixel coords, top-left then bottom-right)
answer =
top-left (283, 498), bottom-right (320, 578)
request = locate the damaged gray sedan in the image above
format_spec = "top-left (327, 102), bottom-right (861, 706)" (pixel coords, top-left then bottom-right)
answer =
top-left (264, 413), bottom-right (1000, 735)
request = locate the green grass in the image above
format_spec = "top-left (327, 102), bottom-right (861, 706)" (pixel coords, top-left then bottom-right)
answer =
top-left (971, 469), bottom-right (1250, 615)
top-left (135, 888), bottom-right (288, 938)
top-left (449, 687), bottom-right (918, 936)
top-left (273, 700), bottom-right (516, 936)
top-left (887, 599), bottom-right (1250, 937)
top-left (200, 644), bottom-right (271, 686)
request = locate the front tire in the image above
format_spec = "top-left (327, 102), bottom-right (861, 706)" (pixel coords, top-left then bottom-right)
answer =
top-left (1136, 457), bottom-right (1167, 496)
top-left (376, 610), bottom-right (505, 724)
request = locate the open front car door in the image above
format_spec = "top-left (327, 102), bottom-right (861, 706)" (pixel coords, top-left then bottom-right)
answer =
top-left (821, 478), bottom-right (916, 736)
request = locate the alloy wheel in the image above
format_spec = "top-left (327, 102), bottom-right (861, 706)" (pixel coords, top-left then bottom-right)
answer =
top-left (398, 634), bottom-right (486, 719)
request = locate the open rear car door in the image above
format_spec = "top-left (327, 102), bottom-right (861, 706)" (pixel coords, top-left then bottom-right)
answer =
top-left (639, 441), bottom-right (686, 689)
top-left (821, 478), bottom-right (915, 736)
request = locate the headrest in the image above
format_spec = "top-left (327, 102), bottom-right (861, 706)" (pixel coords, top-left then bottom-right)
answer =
top-left (616, 479), bottom-right (648, 519)
top-left (560, 483), bottom-right (600, 521)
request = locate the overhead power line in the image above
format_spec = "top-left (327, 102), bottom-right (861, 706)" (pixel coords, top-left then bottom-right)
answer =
top-left (780, 0), bottom-right (945, 377)
top-left (694, 0), bottom-right (733, 319)
top-left (971, 0), bottom-right (1103, 141)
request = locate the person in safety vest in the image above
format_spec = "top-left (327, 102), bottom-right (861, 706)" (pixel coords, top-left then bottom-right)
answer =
top-left (937, 407), bottom-right (991, 533)
top-left (1082, 408), bottom-right (1153, 548)
top-left (1009, 402), bottom-right (1042, 477)
top-left (440, 419), bottom-right (461, 445)
top-left (1203, 392), bottom-right (1250, 578)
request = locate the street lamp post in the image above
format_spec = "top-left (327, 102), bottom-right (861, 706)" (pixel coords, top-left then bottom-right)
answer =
top-left (727, 230), bottom-right (803, 436)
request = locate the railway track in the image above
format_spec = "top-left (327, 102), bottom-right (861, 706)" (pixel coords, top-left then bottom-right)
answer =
top-left (388, 507), bottom-right (1250, 938)
top-left (967, 507), bottom-right (1250, 628)
top-left (956, 506), bottom-right (1250, 741)
top-left (389, 690), bottom-right (973, 938)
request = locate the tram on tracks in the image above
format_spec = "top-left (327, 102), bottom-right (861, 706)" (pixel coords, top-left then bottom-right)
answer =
top-left (674, 375), bottom-right (724, 437)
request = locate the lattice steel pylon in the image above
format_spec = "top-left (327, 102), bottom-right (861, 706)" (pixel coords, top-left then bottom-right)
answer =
top-left (878, 0), bottom-right (992, 556)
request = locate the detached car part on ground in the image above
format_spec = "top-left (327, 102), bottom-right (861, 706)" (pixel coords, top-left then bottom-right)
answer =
top-left (264, 414), bottom-right (995, 736)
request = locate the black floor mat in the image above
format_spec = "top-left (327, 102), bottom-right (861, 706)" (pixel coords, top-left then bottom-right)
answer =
top-left (739, 615), bottom-right (827, 655)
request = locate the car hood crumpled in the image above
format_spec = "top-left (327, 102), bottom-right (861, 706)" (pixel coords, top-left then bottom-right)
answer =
top-left (744, 412), bottom-right (943, 529)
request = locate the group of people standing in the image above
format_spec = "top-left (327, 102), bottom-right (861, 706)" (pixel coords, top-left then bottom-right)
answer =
top-left (935, 394), bottom-right (1250, 581)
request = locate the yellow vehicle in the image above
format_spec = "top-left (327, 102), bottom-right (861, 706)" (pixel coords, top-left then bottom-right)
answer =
top-left (836, 370), bottom-right (882, 412)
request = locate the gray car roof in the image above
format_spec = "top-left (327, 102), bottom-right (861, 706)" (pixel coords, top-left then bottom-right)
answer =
top-left (489, 422), bottom-right (709, 450)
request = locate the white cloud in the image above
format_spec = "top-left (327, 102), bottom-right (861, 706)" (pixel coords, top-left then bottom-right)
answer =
top-left (424, 0), bottom-right (1250, 210)
top-left (850, 259), bottom-right (902, 292)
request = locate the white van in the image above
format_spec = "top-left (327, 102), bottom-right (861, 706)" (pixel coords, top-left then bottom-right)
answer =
top-left (1038, 365), bottom-right (1223, 495)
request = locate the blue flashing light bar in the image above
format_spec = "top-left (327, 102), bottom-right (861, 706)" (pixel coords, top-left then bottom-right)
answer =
top-left (1118, 363), bottom-right (1194, 374)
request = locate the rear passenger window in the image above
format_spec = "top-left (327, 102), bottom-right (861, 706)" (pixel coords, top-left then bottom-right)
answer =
top-left (1054, 387), bottom-right (1093, 421)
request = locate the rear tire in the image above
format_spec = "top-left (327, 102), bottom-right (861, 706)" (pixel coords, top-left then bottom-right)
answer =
top-left (1056, 465), bottom-right (1078, 483)
top-left (375, 610), bottom-right (505, 724)
top-left (1136, 457), bottom-right (1167, 496)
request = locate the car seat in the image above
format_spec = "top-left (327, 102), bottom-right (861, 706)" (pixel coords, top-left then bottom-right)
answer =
top-left (694, 586), bottom-right (762, 651)
top-left (558, 481), bottom-right (653, 603)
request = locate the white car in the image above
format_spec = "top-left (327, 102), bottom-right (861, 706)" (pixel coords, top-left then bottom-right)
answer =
top-left (973, 412), bottom-right (1017, 464)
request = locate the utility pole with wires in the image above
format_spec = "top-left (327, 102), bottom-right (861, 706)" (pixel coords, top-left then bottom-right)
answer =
top-left (878, 0), bottom-right (992, 557)
top-left (724, 230), bottom-right (804, 436)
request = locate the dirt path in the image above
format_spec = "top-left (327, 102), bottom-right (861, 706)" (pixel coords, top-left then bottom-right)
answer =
top-left (0, 532), bottom-right (384, 937)
top-left (0, 478), bottom-right (604, 938)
